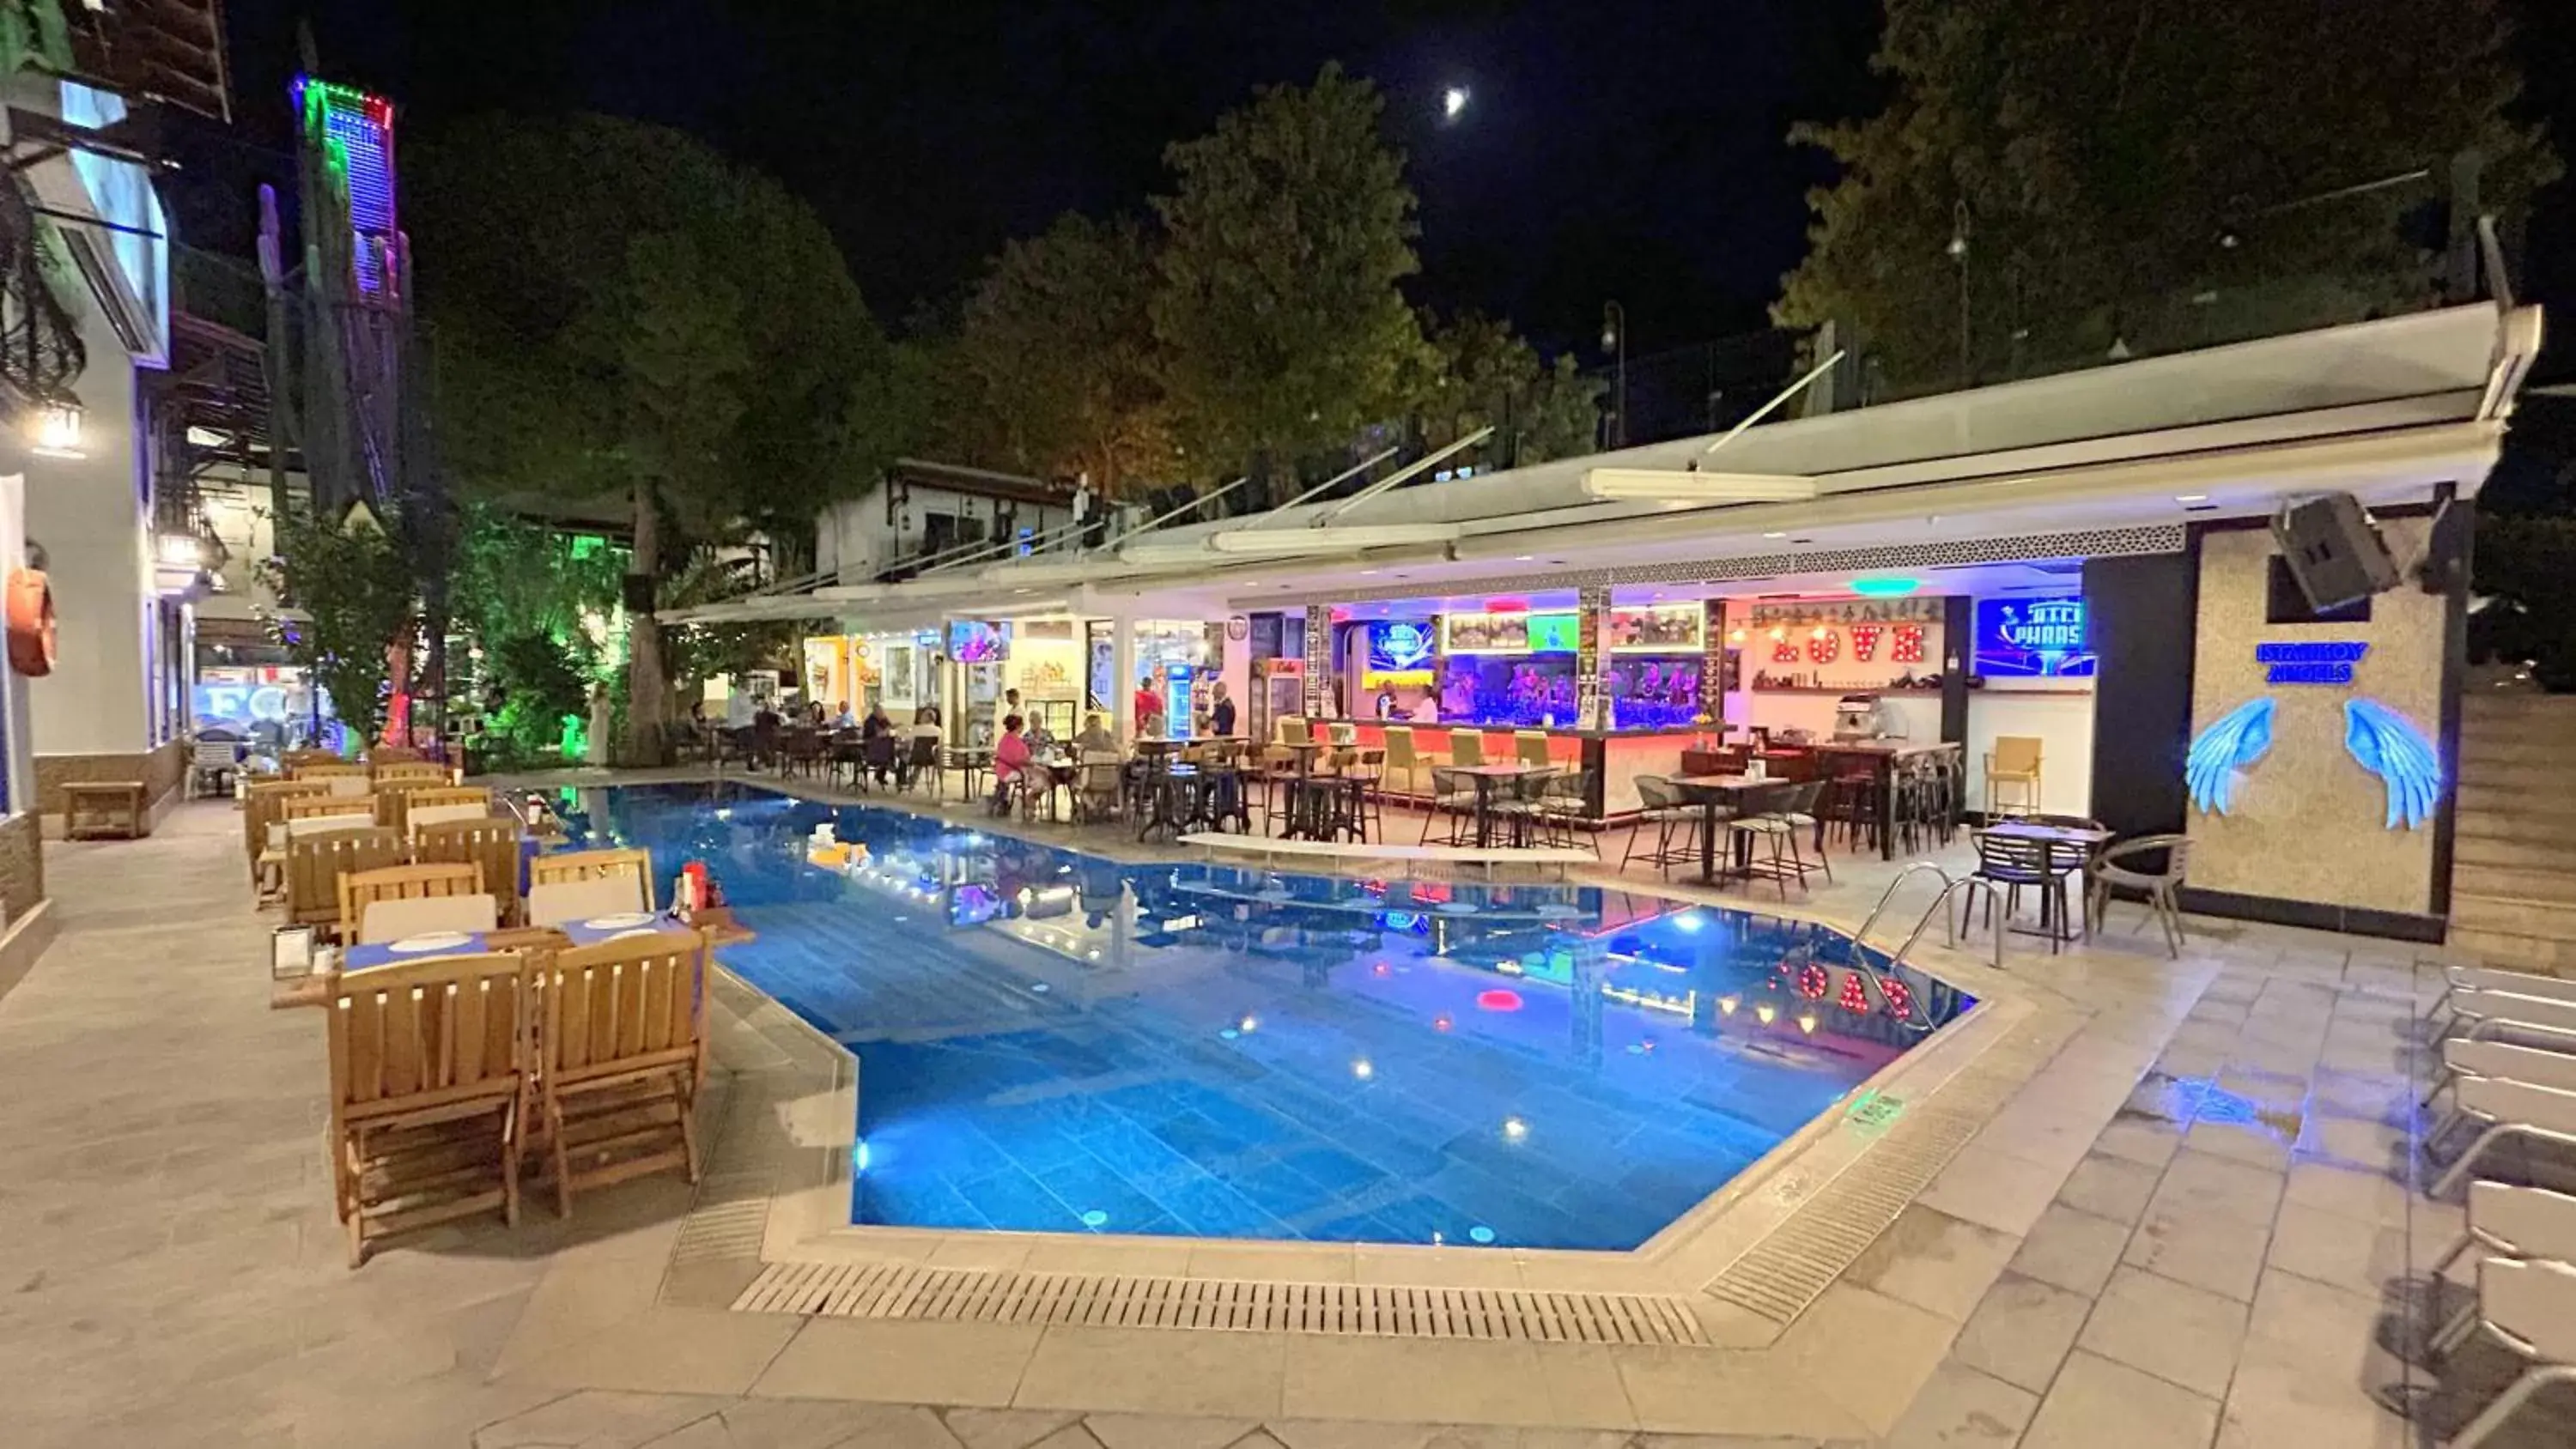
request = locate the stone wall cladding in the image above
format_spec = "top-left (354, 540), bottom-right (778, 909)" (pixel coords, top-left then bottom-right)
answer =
top-left (0, 810), bottom-right (41, 922)
top-left (36, 740), bottom-right (189, 820)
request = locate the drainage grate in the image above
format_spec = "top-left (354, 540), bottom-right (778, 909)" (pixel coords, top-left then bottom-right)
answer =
top-left (1702, 1009), bottom-right (2075, 1325)
top-left (732, 1261), bottom-right (1713, 1346)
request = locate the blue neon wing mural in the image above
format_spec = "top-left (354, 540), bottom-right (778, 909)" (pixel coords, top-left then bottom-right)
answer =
top-left (2343, 699), bottom-right (2443, 830)
top-left (2185, 697), bottom-right (2275, 815)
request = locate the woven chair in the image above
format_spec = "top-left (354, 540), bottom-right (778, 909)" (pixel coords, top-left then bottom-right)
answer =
top-left (287, 828), bottom-right (409, 937)
top-left (1959, 829), bottom-right (2069, 967)
top-left (1620, 775), bottom-right (1701, 878)
top-left (338, 861), bottom-right (487, 943)
top-left (532, 931), bottom-right (711, 1218)
top-left (326, 951), bottom-right (530, 1266)
top-left (1539, 767), bottom-right (1595, 854)
top-left (2087, 834), bottom-right (2192, 958)
top-left (1728, 781), bottom-right (1823, 899)
top-left (1419, 766), bottom-right (1480, 846)
top-left (528, 847), bottom-right (657, 910)
top-left (414, 818), bottom-right (528, 925)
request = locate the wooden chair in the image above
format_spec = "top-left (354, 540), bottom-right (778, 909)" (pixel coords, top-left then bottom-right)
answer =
top-left (339, 861), bottom-right (487, 943)
top-left (283, 749), bottom-right (346, 772)
top-left (402, 785), bottom-right (491, 814)
top-left (528, 846), bottom-right (656, 910)
top-left (374, 761), bottom-right (447, 785)
top-left (287, 828), bottom-right (409, 935)
top-left (295, 761), bottom-right (370, 784)
top-left (357, 893), bottom-right (499, 945)
top-left (532, 931), bottom-right (710, 1217)
top-left (1984, 737), bottom-right (2044, 819)
top-left (245, 779), bottom-right (329, 883)
top-left (326, 951), bottom-right (530, 1266)
top-left (407, 803), bottom-right (493, 842)
top-left (283, 796), bottom-right (377, 828)
top-left (414, 818), bottom-right (528, 925)
top-left (366, 747), bottom-right (428, 767)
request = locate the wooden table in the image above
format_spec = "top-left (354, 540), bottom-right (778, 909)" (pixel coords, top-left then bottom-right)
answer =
top-left (1668, 774), bottom-right (1798, 883)
top-left (64, 781), bottom-right (147, 840)
top-left (1811, 741), bottom-right (1964, 860)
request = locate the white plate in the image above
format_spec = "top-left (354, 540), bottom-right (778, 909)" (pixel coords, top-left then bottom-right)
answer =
top-left (607, 927), bottom-right (665, 941)
top-left (389, 932), bottom-right (475, 954)
top-left (582, 912), bottom-right (658, 930)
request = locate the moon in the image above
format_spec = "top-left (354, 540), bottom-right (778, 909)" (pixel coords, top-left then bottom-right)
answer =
top-left (1442, 86), bottom-right (1469, 121)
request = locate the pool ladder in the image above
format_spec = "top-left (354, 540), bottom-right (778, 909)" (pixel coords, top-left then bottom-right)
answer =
top-left (1811, 863), bottom-right (1978, 1033)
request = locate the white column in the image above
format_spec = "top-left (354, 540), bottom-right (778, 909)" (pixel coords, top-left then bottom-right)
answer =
top-left (1110, 615), bottom-right (1137, 745)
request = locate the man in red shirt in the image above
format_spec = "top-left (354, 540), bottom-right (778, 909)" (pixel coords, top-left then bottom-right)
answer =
top-left (1133, 673), bottom-right (1164, 739)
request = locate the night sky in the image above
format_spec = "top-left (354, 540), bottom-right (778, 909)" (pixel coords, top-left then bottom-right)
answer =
top-left (197, 0), bottom-right (1883, 359)
top-left (192, 0), bottom-right (2569, 378)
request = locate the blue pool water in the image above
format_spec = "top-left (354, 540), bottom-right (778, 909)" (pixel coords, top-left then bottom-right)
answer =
top-left (556, 782), bottom-right (1971, 1251)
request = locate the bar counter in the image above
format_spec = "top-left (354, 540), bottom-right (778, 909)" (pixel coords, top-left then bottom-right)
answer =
top-left (1288, 718), bottom-right (1722, 820)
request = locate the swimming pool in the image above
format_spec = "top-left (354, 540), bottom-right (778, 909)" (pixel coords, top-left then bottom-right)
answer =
top-left (556, 782), bottom-right (1971, 1252)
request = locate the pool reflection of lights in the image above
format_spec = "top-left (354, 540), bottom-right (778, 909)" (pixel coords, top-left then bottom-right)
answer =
top-left (1218, 1028), bottom-right (1240, 1040)
top-left (1080, 1210), bottom-right (1109, 1228)
top-left (1352, 1059), bottom-right (1374, 1080)
top-left (854, 1141), bottom-right (870, 1173)
top-left (1718, 995), bottom-right (1740, 1015)
top-left (1757, 1003), bottom-right (1777, 1024)
top-left (1476, 989), bottom-right (1524, 1012)
top-left (1372, 961), bottom-right (1392, 976)
top-left (1798, 1013), bottom-right (1819, 1034)
top-left (1503, 1118), bottom-right (1529, 1141)
top-left (1434, 1015), bottom-right (1454, 1032)
top-left (1673, 912), bottom-right (1704, 933)
top-left (1237, 1015), bottom-right (1259, 1034)
top-left (1468, 1225), bottom-right (1497, 1245)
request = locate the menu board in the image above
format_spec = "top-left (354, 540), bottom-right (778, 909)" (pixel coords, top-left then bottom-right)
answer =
top-left (1444, 611), bottom-right (1581, 653)
top-left (1607, 603), bottom-right (1705, 652)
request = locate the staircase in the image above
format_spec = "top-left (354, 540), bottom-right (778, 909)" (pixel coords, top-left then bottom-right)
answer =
top-left (2451, 694), bottom-right (2576, 975)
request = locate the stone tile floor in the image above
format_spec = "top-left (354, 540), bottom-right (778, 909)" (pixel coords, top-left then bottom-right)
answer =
top-left (3, 793), bottom-right (2572, 1447)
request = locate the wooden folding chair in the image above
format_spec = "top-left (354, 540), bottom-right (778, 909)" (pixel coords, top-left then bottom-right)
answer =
top-left (326, 952), bottom-right (531, 1266)
top-left (339, 861), bottom-right (486, 943)
top-left (287, 828), bottom-right (409, 936)
top-left (245, 779), bottom-right (328, 884)
top-left (528, 846), bottom-right (657, 911)
top-left (414, 817), bottom-right (527, 925)
top-left (532, 931), bottom-right (710, 1217)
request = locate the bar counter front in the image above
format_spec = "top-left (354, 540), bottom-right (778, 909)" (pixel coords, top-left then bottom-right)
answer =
top-left (1285, 718), bottom-right (1709, 822)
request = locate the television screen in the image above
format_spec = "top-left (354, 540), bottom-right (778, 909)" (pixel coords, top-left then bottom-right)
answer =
top-left (1368, 620), bottom-right (1437, 672)
top-left (1973, 595), bottom-right (2095, 678)
top-left (947, 620), bottom-right (1012, 664)
top-left (1526, 613), bottom-right (1580, 652)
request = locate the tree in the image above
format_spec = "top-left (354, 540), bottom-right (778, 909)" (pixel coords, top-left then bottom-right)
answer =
top-left (949, 213), bottom-right (1170, 496)
top-left (1413, 310), bottom-right (1604, 469)
top-left (411, 115), bottom-right (898, 764)
top-left (1151, 64), bottom-right (1430, 509)
top-left (1777, 0), bottom-right (2556, 391)
top-left (267, 507), bottom-right (417, 748)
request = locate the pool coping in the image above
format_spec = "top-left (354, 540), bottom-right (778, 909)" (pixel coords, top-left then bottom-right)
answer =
top-left (558, 768), bottom-right (2060, 1330)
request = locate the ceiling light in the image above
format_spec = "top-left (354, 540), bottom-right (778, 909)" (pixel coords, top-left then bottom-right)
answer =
top-left (1580, 469), bottom-right (1819, 504)
top-left (1359, 568), bottom-right (1380, 576)
top-left (2175, 494), bottom-right (2208, 504)
top-left (30, 397), bottom-right (84, 459)
top-left (1513, 555), bottom-right (1534, 562)
top-left (1849, 578), bottom-right (1921, 597)
top-left (1762, 531), bottom-right (1786, 539)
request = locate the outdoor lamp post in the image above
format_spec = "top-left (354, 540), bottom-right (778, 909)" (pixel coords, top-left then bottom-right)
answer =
top-left (1601, 300), bottom-right (1627, 450)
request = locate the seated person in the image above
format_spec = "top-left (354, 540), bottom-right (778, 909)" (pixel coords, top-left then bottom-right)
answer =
top-left (1073, 711), bottom-right (1118, 755)
top-left (831, 700), bottom-right (859, 730)
top-left (861, 704), bottom-right (891, 738)
top-left (989, 712), bottom-right (1031, 815)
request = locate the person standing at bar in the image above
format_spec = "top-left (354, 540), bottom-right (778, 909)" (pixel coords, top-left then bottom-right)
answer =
top-left (1134, 672), bottom-right (1165, 739)
top-left (1209, 681), bottom-right (1237, 737)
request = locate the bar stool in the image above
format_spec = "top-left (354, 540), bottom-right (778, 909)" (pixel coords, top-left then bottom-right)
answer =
top-left (1421, 766), bottom-right (1478, 846)
top-left (1344, 749), bottom-right (1386, 842)
top-left (1620, 775), bottom-right (1699, 878)
top-left (1985, 737), bottom-right (2044, 819)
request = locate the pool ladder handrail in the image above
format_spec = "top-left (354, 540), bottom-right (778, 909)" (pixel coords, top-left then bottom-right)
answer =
top-left (1831, 863), bottom-right (1967, 1033)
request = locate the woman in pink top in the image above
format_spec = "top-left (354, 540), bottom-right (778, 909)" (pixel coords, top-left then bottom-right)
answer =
top-left (989, 712), bottom-right (1030, 814)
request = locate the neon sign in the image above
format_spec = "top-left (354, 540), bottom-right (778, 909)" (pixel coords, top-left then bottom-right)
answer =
top-left (1974, 596), bottom-right (2093, 678)
top-left (2185, 694), bottom-right (2442, 830)
top-left (2256, 640), bottom-right (2368, 686)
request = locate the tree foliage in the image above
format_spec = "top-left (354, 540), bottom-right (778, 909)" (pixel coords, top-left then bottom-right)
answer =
top-left (1151, 64), bottom-right (1430, 505)
top-left (411, 114), bottom-right (897, 760)
top-left (1413, 310), bottom-right (1603, 469)
top-left (1777, 0), bottom-right (2557, 391)
top-left (947, 213), bottom-right (1170, 495)
top-left (267, 510), bottom-right (416, 747)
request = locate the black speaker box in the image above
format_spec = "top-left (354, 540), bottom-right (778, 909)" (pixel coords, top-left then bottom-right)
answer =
top-left (2270, 494), bottom-right (2399, 614)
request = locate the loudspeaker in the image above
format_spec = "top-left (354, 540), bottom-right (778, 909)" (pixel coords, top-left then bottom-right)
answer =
top-left (621, 573), bottom-right (657, 614)
top-left (2270, 494), bottom-right (2399, 614)
top-left (2417, 497), bottom-right (2470, 595)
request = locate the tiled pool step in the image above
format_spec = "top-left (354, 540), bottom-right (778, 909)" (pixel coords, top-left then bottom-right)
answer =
top-left (731, 1259), bottom-right (1714, 1345)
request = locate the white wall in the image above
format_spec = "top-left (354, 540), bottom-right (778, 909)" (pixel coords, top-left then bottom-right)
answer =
top-left (24, 305), bottom-right (149, 759)
top-left (1965, 688), bottom-right (2094, 816)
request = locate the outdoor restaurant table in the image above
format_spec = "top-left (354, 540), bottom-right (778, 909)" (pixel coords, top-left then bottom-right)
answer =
top-left (1449, 762), bottom-right (1553, 847)
top-left (1668, 774), bottom-right (1795, 884)
top-left (1809, 741), bottom-right (1965, 861)
top-left (337, 913), bottom-right (696, 973)
top-left (1978, 818), bottom-right (2115, 942)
